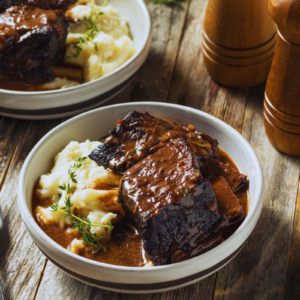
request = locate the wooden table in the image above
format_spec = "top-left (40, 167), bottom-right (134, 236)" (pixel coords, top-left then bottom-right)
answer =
top-left (1, 1), bottom-right (300, 299)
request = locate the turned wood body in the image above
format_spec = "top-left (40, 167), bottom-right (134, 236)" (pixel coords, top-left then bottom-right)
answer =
top-left (264, 0), bottom-right (300, 156)
top-left (203, 0), bottom-right (276, 88)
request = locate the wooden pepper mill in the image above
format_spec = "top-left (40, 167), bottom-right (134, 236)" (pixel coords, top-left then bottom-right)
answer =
top-left (203, 0), bottom-right (276, 88)
top-left (264, 0), bottom-right (300, 156)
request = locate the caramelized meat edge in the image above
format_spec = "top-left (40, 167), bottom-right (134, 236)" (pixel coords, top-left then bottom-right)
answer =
top-left (89, 110), bottom-right (219, 174)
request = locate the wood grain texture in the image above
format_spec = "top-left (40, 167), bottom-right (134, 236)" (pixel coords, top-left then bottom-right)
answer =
top-left (167, 0), bottom-right (211, 108)
top-left (0, 117), bottom-right (23, 188)
top-left (35, 261), bottom-right (94, 300)
top-left (284, 180), bottom-right (300, 300)
top-left (0, 119), bottom-right (61, 300)
top-left (202, 0), bottom-right (275, 87)
top-left (110, 0), bottom-right (190, 105)
top-left (269, 0), bottom-right (300, 45)
top-left (263, 34), bottom-right (300, 156)
top-left (263, 0), bottom-right (300, 156)
top-left (204, 0), bottom-right (275, 49)
top-left (202, 49), bottom-right (274, 88)
top-left (213, 84), bottom-right (300, 300)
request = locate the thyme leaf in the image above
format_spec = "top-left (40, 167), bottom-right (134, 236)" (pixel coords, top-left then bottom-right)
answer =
top-left (65, 0), bottom-right (109, 61)
top-left (50, 155), bottom-right (113, 252)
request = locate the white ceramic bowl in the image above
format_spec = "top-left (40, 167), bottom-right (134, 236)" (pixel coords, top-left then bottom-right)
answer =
top-left (0, 0), bottom-right (151, 120)
top-left (18, 102), bottom-right (264, 294)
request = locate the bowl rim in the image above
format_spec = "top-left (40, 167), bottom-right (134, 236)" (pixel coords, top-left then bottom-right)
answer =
top-left (18, 102), bottom-right (264, 273)
top-left (0, 0), bottom-right (151, 96)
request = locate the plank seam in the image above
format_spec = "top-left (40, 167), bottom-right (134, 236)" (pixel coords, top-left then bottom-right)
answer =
top-left (211, 272), bottom-right (219, 300)
top-left (32, 259), bottom-right (48, 300)
top-left (283, 172), bottom-right (300, 300)
top-left (1, 121), bottom-right (30, 221)
top-left (166, 0), bottom-right (192, 103)
top-left (239, 88), bottom-right (249, 134)
top-left (0, 121), bottom-right (23, 193)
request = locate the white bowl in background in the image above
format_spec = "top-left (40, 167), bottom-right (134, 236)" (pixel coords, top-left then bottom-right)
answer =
top-left (0, 0), bottom-right (151, 120)
top-left (18, 102), bottom-right (264, 294)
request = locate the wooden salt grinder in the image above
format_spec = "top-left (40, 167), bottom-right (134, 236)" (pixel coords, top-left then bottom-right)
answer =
top-left (264, 0), bottom-right (300, 156)
top-left (203, 0), bottom-right (276, 88)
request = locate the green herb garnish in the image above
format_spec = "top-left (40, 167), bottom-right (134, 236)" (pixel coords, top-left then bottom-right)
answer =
top-left (51, 155), bottom-right (114, 253)
top-left (65, 0), bottom-right (109, 61)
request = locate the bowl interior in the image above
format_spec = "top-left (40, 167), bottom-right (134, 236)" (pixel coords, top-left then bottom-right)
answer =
top-left (21, 103), bottom-right (263, 271)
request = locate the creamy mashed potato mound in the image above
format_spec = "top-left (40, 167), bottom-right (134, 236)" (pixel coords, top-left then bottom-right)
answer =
top-left (65, 0), bottom-right (135, 83)
top-left (42, 0), bottom-right (135, 89)
top-left (35, 140), bottom-right (125, 252)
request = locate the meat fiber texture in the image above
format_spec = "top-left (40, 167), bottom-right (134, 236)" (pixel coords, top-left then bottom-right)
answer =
top-left (0, 0), bottom-right (76, 11)
top-left (120, 137), bottom-right (226, 265)
top-left (89, 110), bottom-right (219, 174)
top-left (201, 158), bottom-right (249, 192)
top-left (0, 6), bottom-right (68, 83)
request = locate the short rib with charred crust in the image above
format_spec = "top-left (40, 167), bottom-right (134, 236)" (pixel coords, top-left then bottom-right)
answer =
top-left (0, 0), bottom-right (76, 11)
top-left (120, 138), bottom-right (227, 265)
top-left (89, 111), bottom-right (219, 174)
top-left (0, 6), bottom-right (68, 83)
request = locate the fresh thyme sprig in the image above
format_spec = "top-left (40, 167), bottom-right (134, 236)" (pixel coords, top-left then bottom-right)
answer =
top-left (65, 0), bottom-right (109, 61)
top-left (73, 216), bottom-right (113, 253)
top-left (50, 155), bottom-right (114, 253)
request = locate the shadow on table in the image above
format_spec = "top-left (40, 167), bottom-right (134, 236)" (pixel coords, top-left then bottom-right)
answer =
top-left (0, 211), bottom-right (12, 300)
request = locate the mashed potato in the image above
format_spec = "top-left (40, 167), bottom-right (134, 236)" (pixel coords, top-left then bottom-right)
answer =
top-left (35, 140), bottom-right (125, 243)
top-left (41, 1), bottom-right (135, 89)
top-left (51, 0), bottom-right (135, 88)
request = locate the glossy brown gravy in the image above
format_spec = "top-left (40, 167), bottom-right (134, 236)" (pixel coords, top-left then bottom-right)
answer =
top-left (31, 148), bottom-right (248, 267)
top-left (215, 148), bottom-right (248, 215)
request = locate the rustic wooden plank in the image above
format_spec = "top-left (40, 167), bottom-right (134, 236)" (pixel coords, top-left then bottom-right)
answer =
top-left (0, 119), bottom-right (61, 300)
top-left (213, 84), bottom-right (300, 300)
top-left (152, 276), bottom-right (217, 300)
top-left (33, 1), bottom-right (192, 299)
top-left (0, 117), bottom-right (24, 188)
top-left (167, 0), bottom-right (210, 108)
top-left (35, 261), bottom-right (95, 300)
top-left (110, 0), bottom-right (190, 105)
top-left (283, 181), bottom-right (300, 300)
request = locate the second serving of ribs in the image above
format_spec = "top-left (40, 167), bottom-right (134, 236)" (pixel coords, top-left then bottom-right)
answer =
top-left (0, 0), bottom-right (76, 12)
top-left (0, 5), bottom-right (68, 83)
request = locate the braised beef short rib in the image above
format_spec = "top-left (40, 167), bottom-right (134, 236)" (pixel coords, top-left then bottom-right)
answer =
top-left (0, 6), bottom-right (68, 83)
top-left (89, 111), bottom-right (219, 174)
top-left (0, 0), bottom-right (76, 11)
top-left (210, 176), bottom-right (244, 223)
top-left (201, 158), bottom-right (248, 192)
top-left (120, 138), bottom-right (227, 265)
